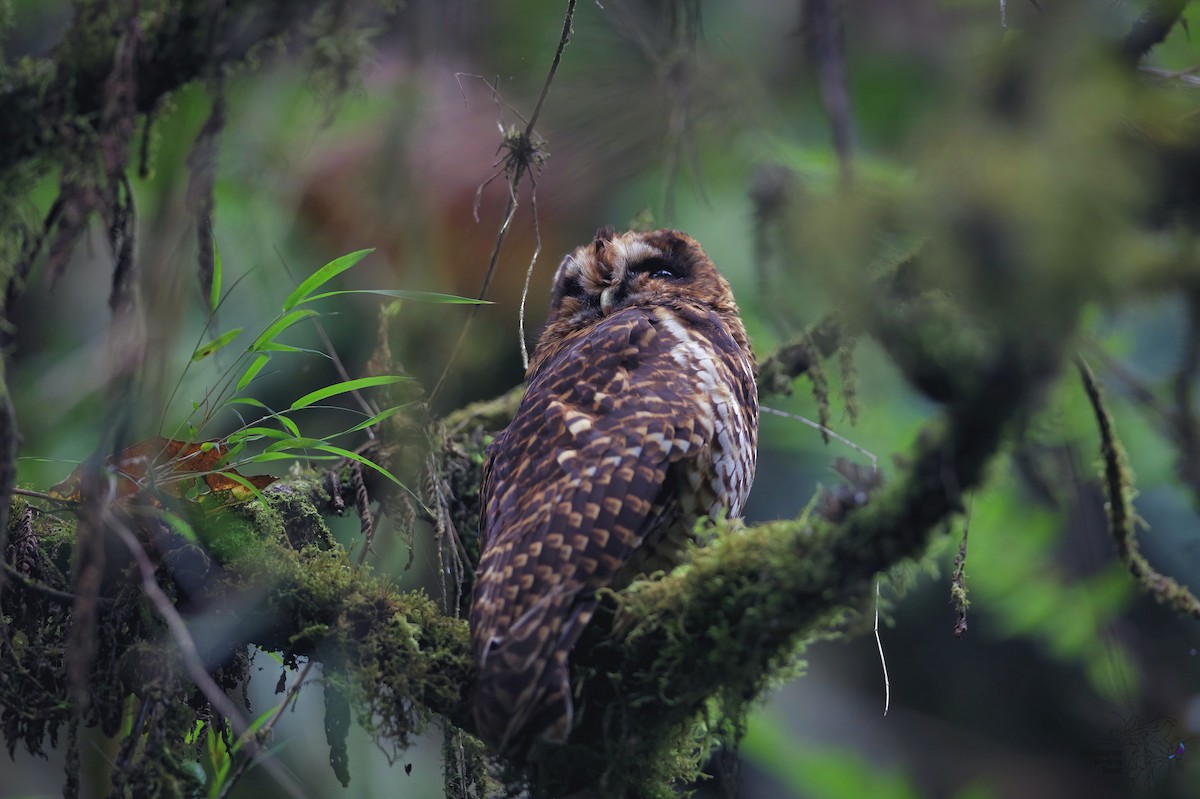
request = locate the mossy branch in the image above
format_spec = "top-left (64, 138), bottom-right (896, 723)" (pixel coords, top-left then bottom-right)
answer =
top-left (0, 0), bottom-right (377, 180)
top-left (1, 313), bottom-right (1070, 797)
top-left (1076, 356), bottom-right (1200, 619)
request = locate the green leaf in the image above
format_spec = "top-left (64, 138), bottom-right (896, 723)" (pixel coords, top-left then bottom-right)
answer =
top-left (311, 443), bottom-right (405, 487)
top-left (249, 451), bottom-right (342, 462)
top-left (282, 249), bottom-right (374, 311)
top-left (213, 439), bottom-right (246, 468)
top-left (289, 375), bottom-right (410, 411)
top-left (210, 234), bottom-right (223, 313)
top-left (255, 438), bottom-right (405, 487)
top-left (343, 403), bottom-right (411, 434)
top-left (250, 309), bottom-right (319, 352)
top-left (192, 328), bottom-right (243, 362)
top-left (231, 706), bottom-right (282, 756)
top-left (217, 470), bottom-right (270, 506)
top-left (226, 397), bottom-right (270, 411)
top-left (237, 354), bottom-right (271, 391)
top-left (226, 426), bottom-right (293, 445)
top-left (160, 510), bottom-right (198, 544)
top-left (262, 436), bottom-right (325, 452)
top-left (277, 413), bottom-right (301, 438)
top-left (300, 288), bottom-right (491, 305)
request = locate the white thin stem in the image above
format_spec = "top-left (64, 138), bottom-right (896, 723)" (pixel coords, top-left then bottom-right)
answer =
top-left (518, 178), bottom-right (543, 371)
top-left (875, 579), bottom-right (890, 717)
top-left (760, 405), bottom-right (878, 471)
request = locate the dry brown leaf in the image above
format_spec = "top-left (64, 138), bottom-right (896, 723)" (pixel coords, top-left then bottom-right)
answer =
top-left (48, 436), bottom-right (276, 503)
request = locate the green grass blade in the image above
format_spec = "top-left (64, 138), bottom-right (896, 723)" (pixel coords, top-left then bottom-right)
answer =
top-left (262, 436), bottom-right (325, 452)
top-left (236, 354), bottom-right (271, 391)
top-left (282, 249), bottom-right (374, 312)
top-left (217, 471), bottom-right (270, 506)
top-left (344, 403), bottom-right (411, 434)
top-left (250, 309), bottom-right (319, 352)
top-left (300, 288), bottom-right (491, 305)
top-left (192, 328), bottom-right (243, 362)
top-left (312, 443), bottom-right (404, 486)
top-left (160, 510), bottom-right (198, 544)
top-left (249, 451), bottom-right (341, 462)
top-left (289, 375), bottom-right (410, 411)
top-left (226, 397), bottom-right (270, 410)
top-left (277, 413), bottom-right (301, 437)
top-left (210, 234), bottom-right (223, 313)
top-left (225, 426), bottom-right (294, 445)
top-left (254, 437), bottom-right (403, 486)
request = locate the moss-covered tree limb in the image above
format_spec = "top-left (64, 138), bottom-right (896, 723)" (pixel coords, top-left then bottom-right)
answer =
top-left (755, 312), bottom-right (846, 397)
top-left (1076, 357), bottom-right (1200, 619)
top-left (1, 475), bottom-right (476, 787)
top-left (0, 0), bottom-right (390, 179)
top-left (0, 281), bottom-right (1079, 798)
top-left (1120, 0), bottom-right (1189, 64)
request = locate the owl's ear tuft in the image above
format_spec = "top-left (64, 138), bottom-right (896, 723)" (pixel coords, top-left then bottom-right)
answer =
top-left (593, 225), bottom-right (616, 253)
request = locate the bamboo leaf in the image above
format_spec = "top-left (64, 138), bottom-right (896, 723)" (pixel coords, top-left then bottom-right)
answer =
top-left (277, 414), bottom-right (301, 438)
top-left (192, 328), bottom-right (243, 362)
top-left (343, 403), bottom-right (411, 434)
top-left (282, 249), bottom-right (374, 311)
top-left (160, 510), bottom-right (198, 544)
top-left (289, 375), bottom-right (410, 411)
top-left (226, 426), bottom-right (293, 445)
top-left (236, 354), bottom-right (271, 391)
top-left (254, 438), bottom-right (404, 487)
top-left (249, 451), bottom-right (341, 462)
top-left (262, 436), bottom-right (325, 452)
top-left (250, 309), bottom-right (319, 352)
top-left (311, 443), bottom-right (405, 487)
top-left (226, 397), bottom-right (270, 411)
top-left (210, 234), bottom-right (223, 313)
top-left (217, 470), bottom-right (270, 506)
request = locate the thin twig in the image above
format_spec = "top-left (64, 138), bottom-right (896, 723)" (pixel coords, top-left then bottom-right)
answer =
top-left (429, 0), bottom-right (576, 403)
top-left (526, 1), bottom-right (578, 135)
top-left (1, 561), bottom-right (112, 606)
top-left (518, 177), bottom-right (543, 370)
top-left (760, 405), bottom-right (877, 470)
top-left (218, 659), bottom-right (317, 799)
top-left (13, 487), bottom-right (77, 504)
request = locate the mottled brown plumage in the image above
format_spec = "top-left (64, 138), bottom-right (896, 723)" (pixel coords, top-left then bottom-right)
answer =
top-left (470, 228), bottom-right (758, 757)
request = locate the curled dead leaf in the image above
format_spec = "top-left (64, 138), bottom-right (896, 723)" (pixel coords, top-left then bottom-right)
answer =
top-left (48, 436), bottom-right (276, 503)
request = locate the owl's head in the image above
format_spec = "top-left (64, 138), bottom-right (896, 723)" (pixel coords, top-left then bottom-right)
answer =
top-left (539, 228), bottom-right (743, 358)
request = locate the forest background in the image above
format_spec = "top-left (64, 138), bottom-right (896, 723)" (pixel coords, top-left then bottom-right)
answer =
top-left (1, 1), bottom-right (1199, 797)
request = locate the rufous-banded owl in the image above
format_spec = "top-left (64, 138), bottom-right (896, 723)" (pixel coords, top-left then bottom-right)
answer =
top-left (470, 227), bottom-right (758, 757)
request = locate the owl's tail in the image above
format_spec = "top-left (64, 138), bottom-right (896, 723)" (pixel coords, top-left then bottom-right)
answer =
top-left (473, 588), bottom-right (595, 759)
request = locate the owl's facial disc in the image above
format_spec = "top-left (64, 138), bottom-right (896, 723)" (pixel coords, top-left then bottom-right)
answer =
top-left (594, 235), bottom-right (664, 315)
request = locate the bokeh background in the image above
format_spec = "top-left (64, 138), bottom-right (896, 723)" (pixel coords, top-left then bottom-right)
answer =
top-left (2, 0), bottom-right (1199, 797)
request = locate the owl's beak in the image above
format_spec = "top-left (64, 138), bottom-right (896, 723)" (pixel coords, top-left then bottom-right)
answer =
top-left (600, 285), bottom-right (617, 315)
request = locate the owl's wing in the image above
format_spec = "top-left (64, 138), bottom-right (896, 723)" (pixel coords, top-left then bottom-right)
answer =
top-left (470, 308), bottom-right (717, 756)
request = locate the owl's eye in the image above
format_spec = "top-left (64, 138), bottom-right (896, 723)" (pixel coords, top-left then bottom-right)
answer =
top-left (629, 258), bottom-right (679, 280)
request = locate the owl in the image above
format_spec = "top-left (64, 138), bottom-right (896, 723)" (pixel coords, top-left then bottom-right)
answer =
top-left (470, 227), bottom-right (758, 758)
